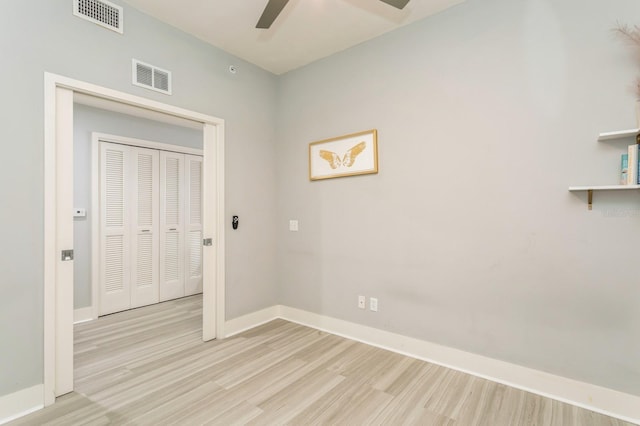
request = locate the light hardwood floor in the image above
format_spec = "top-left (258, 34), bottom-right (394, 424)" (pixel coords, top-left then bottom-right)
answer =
top-left (12, 295), bottom-right (636, 425)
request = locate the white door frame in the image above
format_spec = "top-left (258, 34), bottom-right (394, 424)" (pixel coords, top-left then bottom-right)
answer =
top-left (43, 72), bottom-right (226, 406)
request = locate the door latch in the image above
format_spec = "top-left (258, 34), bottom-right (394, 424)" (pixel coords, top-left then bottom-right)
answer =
top-left (61, 250), bottom-right (74, 261)
top-left (203, 238), bottom-right (213, 246)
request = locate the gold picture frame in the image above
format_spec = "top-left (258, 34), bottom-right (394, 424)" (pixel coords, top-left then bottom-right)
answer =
top-left (309, 129), bottom-right (378, 181)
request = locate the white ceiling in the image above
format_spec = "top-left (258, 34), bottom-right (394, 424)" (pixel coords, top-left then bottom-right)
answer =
top-left (122, 0), bottom-right (464, 75)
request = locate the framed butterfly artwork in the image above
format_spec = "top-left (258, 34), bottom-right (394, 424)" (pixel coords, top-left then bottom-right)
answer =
top-left (309, 129), bottom-right (378, 180)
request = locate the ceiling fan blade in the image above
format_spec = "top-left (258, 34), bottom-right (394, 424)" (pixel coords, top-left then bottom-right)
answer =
top-left (256, 0), bottom-right (291, 29)
top-left (379, 0), bottom-right (410, 9)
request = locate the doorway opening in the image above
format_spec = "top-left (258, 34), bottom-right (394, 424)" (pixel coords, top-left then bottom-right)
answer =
top-left (44, 73), bottom-right (226, 407)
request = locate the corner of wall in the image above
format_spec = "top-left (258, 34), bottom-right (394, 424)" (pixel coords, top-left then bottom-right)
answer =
top-left (73, 306), bottom-right (95, 324)
top-left (224, 304), bottom-right (640, 424)
top-left (223, 305), bottom-right (282, 338)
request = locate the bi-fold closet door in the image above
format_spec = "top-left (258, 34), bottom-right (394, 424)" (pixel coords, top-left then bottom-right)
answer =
top-left (99, 141), bottom-right (202, 316)
top-left (158, 152), bottom-right (204, 301)
top-left (184, 154), bottom-right (204, 297)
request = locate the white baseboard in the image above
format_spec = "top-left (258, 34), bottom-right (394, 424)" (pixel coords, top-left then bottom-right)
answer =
top-left (73, 306), bottom-right (95, 324)
top-left (224, 305), bottom-right (282, 337)
top-left (0, 385), bottom-right (44, 425)
top-left (225, 305), bottom-right (640, 424)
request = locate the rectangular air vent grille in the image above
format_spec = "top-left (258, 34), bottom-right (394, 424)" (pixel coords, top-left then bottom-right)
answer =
top-left (73, 0), bottom-right (123, 34)
top-left (132, 59), bottom-right (172, 95)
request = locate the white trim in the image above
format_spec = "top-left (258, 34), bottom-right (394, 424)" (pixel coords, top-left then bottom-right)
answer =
top-left (44, 72), bottom-right (225, 408)
top-left (74, 93), bottom-right (201, 130)
top-left (94, 133), bottom-right (203, 156)
top-left (274, 306), bottom-right (640, 425)
top-left (223, 305), bottom-right (640, 424)
top-left (214, 123), bottom-right (226, 339)
top-left (0, 385), bottom-right (44, 425)
top-left (48, 73), bottom-right (222, 124)
top-left (43, 74), bottom-right (57, 408)
top-left (55, 87), bottom-right (75, 398)
top-left (73, 307), bottom-right (95, 324)
top-left (202, 123), bottom-right (225, 340)
top-left (224, 306), bottom-right (282, 338)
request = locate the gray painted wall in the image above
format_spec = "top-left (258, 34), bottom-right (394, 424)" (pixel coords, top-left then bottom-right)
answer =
top-left (0, 0), bottom-right (278, 396)
top-left (2, 0), bottom-right (640, 406)
top-left (73, 104), bottom-right (203, 309)
top-left (276, 0), bottom-right (640, 396)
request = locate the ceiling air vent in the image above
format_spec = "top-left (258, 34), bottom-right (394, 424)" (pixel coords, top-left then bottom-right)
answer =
top-left (73, 0), bottom-right (123, 34)
top-left (132, 59), bottom-right (172, 95)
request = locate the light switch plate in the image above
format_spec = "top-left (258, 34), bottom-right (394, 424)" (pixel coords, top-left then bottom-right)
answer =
top-left (289, 220), bottom-right (299, 231)
top-left (370, 297), bottom-right (378, 312)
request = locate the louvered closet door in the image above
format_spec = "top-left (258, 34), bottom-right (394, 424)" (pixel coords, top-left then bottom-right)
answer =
top-left (99, 143), bottom-right (131, 316)
top-left (159, 151), bottom-right (185, 302)
top-left (184, 155), bottom-right (203, 296)
top-left (130, 147), bottom-right (160, 309)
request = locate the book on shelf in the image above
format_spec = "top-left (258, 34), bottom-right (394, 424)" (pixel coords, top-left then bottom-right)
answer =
top-left (627, 144), bottom-right (640, 185)
top-left (621, 153), bottom-right (628, 184)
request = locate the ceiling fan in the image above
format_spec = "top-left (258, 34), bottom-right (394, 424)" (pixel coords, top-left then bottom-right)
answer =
top-left (256, 0), bottom-right (411, 29)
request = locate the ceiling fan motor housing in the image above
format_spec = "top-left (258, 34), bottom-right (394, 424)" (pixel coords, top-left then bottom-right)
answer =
top-left (256, 0), bottom-right (410, 29)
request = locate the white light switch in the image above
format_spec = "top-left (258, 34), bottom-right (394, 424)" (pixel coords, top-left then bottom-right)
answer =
top-left (370, 297), bottom-right (378, 312)
top-left (289, 220), bottom-right (299, 232)
top-left (74, 208), bottom-right (87, 218)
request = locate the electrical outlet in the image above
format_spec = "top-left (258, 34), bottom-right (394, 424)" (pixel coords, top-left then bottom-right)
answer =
top-left (370, 297), bottom-right (378, 312)
top-left (358, 295), bottom-right (366, 309)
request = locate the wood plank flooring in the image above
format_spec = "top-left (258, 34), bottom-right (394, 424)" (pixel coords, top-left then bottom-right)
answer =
top-left (11, 295), bottom-right (636, 425)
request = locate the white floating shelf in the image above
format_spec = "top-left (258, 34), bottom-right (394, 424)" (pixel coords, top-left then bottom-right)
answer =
top-left (597, 129), bottom-right (638, 141)
top-left (569, 184), bottom-right (640, 191)
top-left (568, 185), bottom-right (640, 210)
